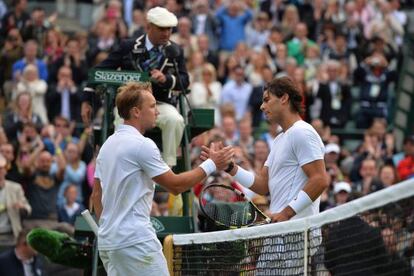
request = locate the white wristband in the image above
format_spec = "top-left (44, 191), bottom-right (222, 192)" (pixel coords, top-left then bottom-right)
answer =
top-left (288, 190), bottom-right (313, 214)
top-left (233, 166), bottom-right (255, 188)
top-left (199, 159), bottom-right (216, 176)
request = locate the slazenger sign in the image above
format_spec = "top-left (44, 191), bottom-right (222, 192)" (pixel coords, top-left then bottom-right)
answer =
top-left (88, 70), bottom-right (149, 85)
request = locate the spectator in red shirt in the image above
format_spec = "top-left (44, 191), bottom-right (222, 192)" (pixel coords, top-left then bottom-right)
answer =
top-left (397, 135), bottom-right (414, 180)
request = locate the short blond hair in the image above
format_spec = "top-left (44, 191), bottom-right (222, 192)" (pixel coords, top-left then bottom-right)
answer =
top-left (115, 82), bottom-right (152, 120)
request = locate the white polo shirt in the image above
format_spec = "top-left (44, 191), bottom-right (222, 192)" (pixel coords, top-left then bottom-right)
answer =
top-left (95, 124), bottom-right (170, 251)
top-left (265, 120), bottom-right (324, 219)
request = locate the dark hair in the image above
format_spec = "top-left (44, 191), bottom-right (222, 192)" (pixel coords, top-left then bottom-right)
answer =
top-left (116, 82), bottom-right (152, 120)
top-left (264, 76), bottom-right (303, 114)
top-left (270, 26), bottom-right (282, 34)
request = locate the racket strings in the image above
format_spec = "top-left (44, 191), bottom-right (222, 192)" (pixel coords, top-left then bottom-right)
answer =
top-left (203, 199), bottom-right (256, 227)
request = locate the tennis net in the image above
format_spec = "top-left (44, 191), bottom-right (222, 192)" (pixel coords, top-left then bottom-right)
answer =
top-left (171, 179), bottom-right (414, 275)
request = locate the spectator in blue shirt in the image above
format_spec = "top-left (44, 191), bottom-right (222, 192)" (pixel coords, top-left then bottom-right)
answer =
top-left (215, 1), bottom-right (253, 51)
top-left (12, 40), bottom-right (48, 82)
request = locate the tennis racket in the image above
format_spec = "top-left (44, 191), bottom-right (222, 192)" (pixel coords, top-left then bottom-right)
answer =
top-left (199, 183), bottom-right (271, 229)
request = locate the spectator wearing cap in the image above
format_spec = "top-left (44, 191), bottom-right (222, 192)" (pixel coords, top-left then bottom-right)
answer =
top-left (397, 135), bottom-right (414, 181)
top-left (82, 6), bottom-right (189, 167)
top-left (333, 181), bottom-right (351, 206)
top-left (325, 143), bottom-right (344, 184)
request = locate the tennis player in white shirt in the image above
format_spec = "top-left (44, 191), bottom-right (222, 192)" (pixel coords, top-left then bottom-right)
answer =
top-left (91, 82), bottom-right (233, 275)
top-left (202, 76), bottom-right (329, 274)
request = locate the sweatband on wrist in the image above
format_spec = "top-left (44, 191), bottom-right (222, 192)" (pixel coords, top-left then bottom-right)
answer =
top-left (233, 166), bottom-right (255, 188)
top-left (288, 190), bottom-right (313, 214)
top-left (199, 159), bottom-right (216, 176)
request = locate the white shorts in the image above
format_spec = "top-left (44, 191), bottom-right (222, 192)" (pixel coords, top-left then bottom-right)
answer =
top-left (99, 239), bottom-right (169, 276)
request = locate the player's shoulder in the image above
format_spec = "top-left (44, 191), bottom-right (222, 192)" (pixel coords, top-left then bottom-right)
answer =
top-left (289, 121), bottom-right (321, 141)
top-left (290, 120), bottom-right (316, 134)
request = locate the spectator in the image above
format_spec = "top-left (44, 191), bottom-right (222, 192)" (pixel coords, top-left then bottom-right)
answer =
top-left (316, 60), bottom-right (352, 128)
top-left (3, 92), bottom-right (43, 145)
top-left (46, 66), bottom-right (82, 123)
top-left (287, 23), bottom-right (317, 66)
top-left (189, 63), bottom-right (221, 125)
top-left (221, 115), bottom-right (238, 146)
top-left (22, 149), bottom-right (73, 235)
top-left (248, 65), bottom-right (274, 128)
top-left (14, 64), bottom-right (48, 124)
top-left (128, 9), bottom-right (145, 38)
top-left (236, 117), bottom-right (254, 158)
top-left (280, 4), bottom-right (300, 41)
top-left (264, 26), bottom-right (284, 62)
top-left (49, 37), bottom-right (88, 86)
top-left (56, 142), bottom-right (86, 207)
top-left (87, 20), bottom-right (119, 65)
top-left (170, 16), bottom-right (198, 61)
top-left (57, 184), bottom-right (85, 225)
top-left (220, 65), bottom-right (253, 121)
top-left (22, 6), bottom-right (51, 51)
top-left (191, 0), bottom-right (220, 51)
top-left (397, 135), bottom-right (414, 181)
top-left (378, 164), bottom-right (399, 188)
top-left (325, 216), bottom-right (391, 275)
top-left (196, 34), bottom-right (219, 69)
top-left (42, 28), bottom-right (64, 66)
top-left (354, 53), bottom-right (396, 129)
top-left (352, 158), bottom-right (380, 197)
top-left (251, 140), bottom-right (269, 175)
top-left (245, 12), bottom-right (270, 51)
top-left (187, 51), bottom-right (205, 83)
top-left (0, 27), bottom-right (24, 102)
top-left (12, 40), bottom-right (48, 82)
top-left (333, 181), bottom-right (352, 206)
top-left (245, 50), bottom-right (272, 87)
top-left (42, 116), bottom-right (79, 155)
top-left (0, 229), bottom-right (45, 276)
top-left (0, 143), bottom-right (23, 184)
top-left (0, 0), bottom-right (30, 37)
top-left (215, 1), bottom-right (253, 52)
top-left (0, 155), bottom-right (31, 246)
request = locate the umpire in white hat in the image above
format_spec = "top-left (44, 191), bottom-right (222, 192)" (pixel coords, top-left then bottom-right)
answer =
top-left (82, 6), bottom-right (188, 167)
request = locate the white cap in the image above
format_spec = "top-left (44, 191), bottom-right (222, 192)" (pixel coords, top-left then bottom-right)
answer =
top-left (325, 143), bottom-right (340, 154)
top-left (147, 7), bottom-right (178, 28)
top-left (334, 181), bottom-right (351, 194)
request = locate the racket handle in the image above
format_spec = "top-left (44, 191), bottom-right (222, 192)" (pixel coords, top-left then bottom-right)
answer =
top-left (81, 210), bottom-right (99, 236)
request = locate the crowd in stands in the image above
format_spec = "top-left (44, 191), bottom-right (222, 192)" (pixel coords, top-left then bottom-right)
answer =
top-left (0, 0), bottom-right (412, 252)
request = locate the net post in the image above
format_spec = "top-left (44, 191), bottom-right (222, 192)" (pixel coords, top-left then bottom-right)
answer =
top-left (304, 228), bottom-right (309, 275)
top-left (163, 234), bottom-right (174, 275)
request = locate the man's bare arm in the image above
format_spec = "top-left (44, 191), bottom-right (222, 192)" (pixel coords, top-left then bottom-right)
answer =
top-left (271, 159), bottom-right (329, 222)
top-left (91, 178), bottom-right (103, 220)
top-left (154, 144), bottom-right (234, 195)
top-left (227, 165), bottom-right (270, 195)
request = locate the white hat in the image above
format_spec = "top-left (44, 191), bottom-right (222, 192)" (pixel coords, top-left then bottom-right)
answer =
top-left (325, 143), bottom-right (340, 154)
top-left (147, 7), bottom-right (178, 28)
top-left (334, 181), bottom-right (351, 194)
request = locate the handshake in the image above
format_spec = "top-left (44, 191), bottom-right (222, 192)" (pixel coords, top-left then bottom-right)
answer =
top-left (198, 142), bottom-right (236, 176)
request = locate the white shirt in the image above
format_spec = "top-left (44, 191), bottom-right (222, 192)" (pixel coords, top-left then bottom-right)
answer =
top-left (95, 124), bottom-right (170, 250)
top-left (265, 120), bottom-right (324, 219)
